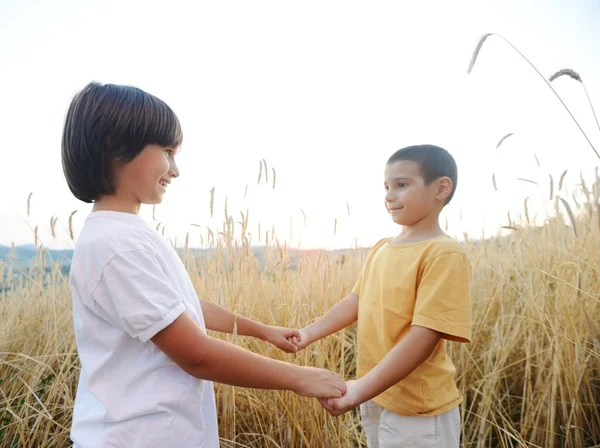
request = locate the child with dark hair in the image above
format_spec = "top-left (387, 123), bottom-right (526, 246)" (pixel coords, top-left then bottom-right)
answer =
top-left (62, 82), bottom-right (346, 448)
top-left (290, 145), bottom-right (472, 447)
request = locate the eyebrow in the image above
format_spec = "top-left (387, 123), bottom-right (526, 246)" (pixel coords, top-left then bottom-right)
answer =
top-left (386, 177), bottom-right (413, 183)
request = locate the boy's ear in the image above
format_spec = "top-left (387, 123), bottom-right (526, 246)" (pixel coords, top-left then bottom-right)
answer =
top-left (436, 177), bottom-right (453, 201)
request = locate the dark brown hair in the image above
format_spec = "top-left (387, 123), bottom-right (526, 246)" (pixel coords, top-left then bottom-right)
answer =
top-left (61, 82), bottom-right (183, 203)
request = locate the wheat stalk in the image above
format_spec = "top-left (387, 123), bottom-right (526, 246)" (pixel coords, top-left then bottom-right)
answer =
top-left (550, 68), bottom-right (600, 133)
top-left (496, 132), bottom-right (514, 149)
top-left (68, 211), bottom-right (78, 240)
top-left (26, 192), bottom-right (33, 218)
top-left (559, 197), bottom-right (578, 237)
top-left (468, 33), bottom-right (600, 160)
top-left (559, 170), bottom-right (568, 192)
top-left (50, 217), bottom-right (57, 239)
top-left (209, 187), bottom-right (215, 218)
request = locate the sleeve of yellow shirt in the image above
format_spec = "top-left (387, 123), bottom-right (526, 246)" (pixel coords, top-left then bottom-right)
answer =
top-left (411, 251), bottom-right (472, 343)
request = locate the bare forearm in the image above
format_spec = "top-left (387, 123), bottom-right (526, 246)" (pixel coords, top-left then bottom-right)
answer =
top-left (304, 293), bottom-right (359, 342)
top-left (188, 334), bottom-right (299, 389)
top-left (200, 299), bottom-right (266, 340)
top-left (356, 326), bottom-right (440, 402)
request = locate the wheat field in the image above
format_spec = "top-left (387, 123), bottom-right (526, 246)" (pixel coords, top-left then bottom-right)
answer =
top-left (1, 175), bottom-right (600, 447)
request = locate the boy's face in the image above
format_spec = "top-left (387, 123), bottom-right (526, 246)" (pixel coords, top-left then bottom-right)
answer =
top-left (384, 160), bottom-right (448, 226)
top-left (112, 144), bottom-right (180, 205)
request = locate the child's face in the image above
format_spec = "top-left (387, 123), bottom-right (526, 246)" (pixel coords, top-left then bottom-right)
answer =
top-left (112, 144), bottom-right (180, 205)
top-left (383, 160), bottom-right (444, 226)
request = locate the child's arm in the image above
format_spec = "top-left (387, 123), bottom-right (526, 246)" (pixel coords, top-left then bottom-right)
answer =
top-left (200, 300), bottom-right (300, 353)
top-left (291, 292), bottom-right (359, 350)
top-left (152, 312), bottom-right (347, 399)
top-left (320, 325), bottom-right (440, 415)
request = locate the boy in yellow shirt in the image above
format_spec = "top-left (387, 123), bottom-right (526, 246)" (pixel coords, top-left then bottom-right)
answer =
top-left (290, 144), bottom-right (471, 447)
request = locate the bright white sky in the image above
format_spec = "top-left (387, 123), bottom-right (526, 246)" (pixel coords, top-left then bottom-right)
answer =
top-left (1, 0), bottom-right (600, 250)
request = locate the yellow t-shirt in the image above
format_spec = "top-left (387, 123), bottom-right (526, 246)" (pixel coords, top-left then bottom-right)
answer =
top-left (353, 235), bottom-right (472, 416)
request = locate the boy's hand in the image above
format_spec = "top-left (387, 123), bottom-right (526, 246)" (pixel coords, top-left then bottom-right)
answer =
top-left (318, 380), bottom-right (362, 416)
top-left (287, 328), bottom-right (313, 351)
top-left (293, 367), bottom-right (347, 398)
top-left (260, 325), bottom-right (301, 353)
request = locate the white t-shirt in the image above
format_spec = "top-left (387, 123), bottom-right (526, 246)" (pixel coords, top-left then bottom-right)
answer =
top-left (69, 211), bottom-right (219, 448)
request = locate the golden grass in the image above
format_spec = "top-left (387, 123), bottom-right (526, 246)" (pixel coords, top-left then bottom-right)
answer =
top-left (1, 186), bottom-right (600, 447)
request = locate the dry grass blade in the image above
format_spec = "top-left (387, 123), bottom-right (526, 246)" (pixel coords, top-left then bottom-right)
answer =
top-left (501, 225), bottom-right (521, 232)
top-left (346, 201), bottom-right (351, 216)
top-left (300, 209), bottom-right (307, 226)
top-left (517, 178), bottom-right (538, 186)
top-left (34, 226), bottom-right (39, 248)
top-left (333, 218), bottom-right (337, 236)
top-left (496, 132), bottom-right (514, 149)
top-left (559, 197), bottom-right (578, 237)
top-left (244, 185), bottom-right (248, 199)
top-left (257, 161), bottom-right (262, 185)
top-left (492, 173), bottom-right (498, 191)
top-left (27, 192), bottom-right (33, 218)
top-left (263, 159), bottom-right (269, 184)
top-left (549, 174), bottom-right (554, 200)
top-left (524, 197), bottom-right (530, 224)
top-left (152, 205), bottom-right (156, 221)
top-left (272, 168), bottom-right (276, 189)
top-left (534, 153), bottom-right (541, 168)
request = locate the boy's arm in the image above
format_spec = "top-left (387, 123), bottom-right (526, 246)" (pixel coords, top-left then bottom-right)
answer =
top-left (151, 312), bottom-right (347, 398)
top-left (320, 325), bottom-right (440, 415)
top-left (293, 293), bottom-right (359, 350)
top-left (200, 299), bottom-right (299, 353)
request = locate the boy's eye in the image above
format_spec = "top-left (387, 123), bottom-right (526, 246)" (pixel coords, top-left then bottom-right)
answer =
top-left (398, 182), bottom-right (406, 188)
top-left (165, 149), bottom-right (173, 157)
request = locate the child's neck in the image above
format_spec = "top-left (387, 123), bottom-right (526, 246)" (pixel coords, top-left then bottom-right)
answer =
top-left (391, 217), bottom-right (445, 244)
top-left (92, 194), bottom-right (141, 215)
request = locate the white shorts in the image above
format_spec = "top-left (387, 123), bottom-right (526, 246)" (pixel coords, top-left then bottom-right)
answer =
top-left (360, 401), bottom-right (461, 448)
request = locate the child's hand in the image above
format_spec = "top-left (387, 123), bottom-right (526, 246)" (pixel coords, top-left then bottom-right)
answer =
top-left (293, 367), bottom-right (347, 398)
top-left (287, 328), bottom-right (313, 351)
top-left (318, 380), bottom-right (362, 416)
top-left (261, 325), bottom-right (301, 353)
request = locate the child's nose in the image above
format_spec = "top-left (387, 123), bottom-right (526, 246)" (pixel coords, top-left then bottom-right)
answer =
top-left (169, 159), bottom-right (180, 178)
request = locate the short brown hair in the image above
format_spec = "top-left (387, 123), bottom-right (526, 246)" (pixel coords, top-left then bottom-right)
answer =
top-left (61, 82), bottom-right (183, 203)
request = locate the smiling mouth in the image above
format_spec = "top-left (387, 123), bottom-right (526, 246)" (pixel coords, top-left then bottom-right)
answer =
top-left (159, 180), bottom-right (168, 188)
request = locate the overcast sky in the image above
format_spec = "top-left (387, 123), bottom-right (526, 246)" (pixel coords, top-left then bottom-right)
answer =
top-left (1, 0), bottom-right (599, 250)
